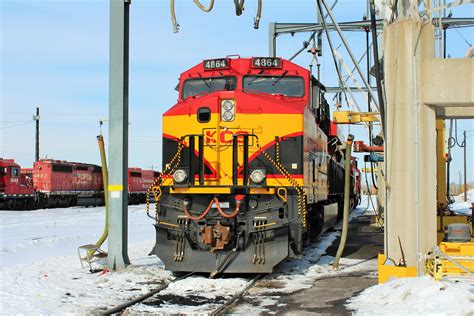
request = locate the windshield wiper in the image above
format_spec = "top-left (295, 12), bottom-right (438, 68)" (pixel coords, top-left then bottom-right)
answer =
top-left (245, 70), bottom-right (265, 86)
top-left (197, 74), bottom-right (212, 92)
top-left (271, 70), bottom-right (288, 87)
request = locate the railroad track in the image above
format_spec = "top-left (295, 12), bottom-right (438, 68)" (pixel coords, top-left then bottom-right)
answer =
top-left (101, 273), bottom-right (264, 315)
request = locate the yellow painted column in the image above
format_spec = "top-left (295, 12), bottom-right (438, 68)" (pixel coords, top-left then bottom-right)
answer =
top-left (436, 119), bottom-right (447, 209)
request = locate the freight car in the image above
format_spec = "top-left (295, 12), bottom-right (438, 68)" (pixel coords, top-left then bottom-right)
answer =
top-left (0, 158), bottom-right (159, 210)
top-left (149, 56), bottom-right (361, 274)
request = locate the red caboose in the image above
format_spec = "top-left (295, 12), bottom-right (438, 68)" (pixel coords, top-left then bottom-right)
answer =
top-left (0, 158), bottom-right (35, 209)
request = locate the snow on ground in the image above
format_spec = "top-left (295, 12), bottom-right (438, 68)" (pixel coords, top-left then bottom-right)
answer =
top-left (449, 189), bottom-right (474, 216)
top-left (1, 199), bottom-right (374, 315)
top-left (347, 191), bottom-right (474, 316)
top-left (0, 205), bottom-right (171, 314)
top-left (6, 195), bottom-right (469, 315)
top-left (0, 205), bottom-right (154, 268)
top-left (347, 276), bottom-right (474, 315)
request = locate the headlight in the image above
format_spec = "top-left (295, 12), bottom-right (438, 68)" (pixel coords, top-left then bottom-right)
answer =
top-left (222, 110), bottom-right (235, 121)
top-left (221, 99), bottom-right (235, 122)
top-left (173, 169), bottom-right (187, 183)
top-left (250, 169), bottom-right (266, 184)
top-left (222, 100), bottom-right (234, 111)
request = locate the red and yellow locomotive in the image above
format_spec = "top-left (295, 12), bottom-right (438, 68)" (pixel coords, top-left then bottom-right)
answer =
top-left (150, 56), bottom-right (361, 274)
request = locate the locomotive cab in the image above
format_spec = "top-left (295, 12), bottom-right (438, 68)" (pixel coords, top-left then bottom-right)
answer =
top-left (0, 159), bottom-right (35, 209)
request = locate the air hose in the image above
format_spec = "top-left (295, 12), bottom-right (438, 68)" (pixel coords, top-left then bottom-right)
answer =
top-left (193, 0), bottom-right (214, 12)
top-left (333, 134), bottom-right (354, 269)
top-left (254, 0), bottom-right (262, 29)
top-left (170, 0), bottom-right (179, 33)
top-left (234, 0), bottom-right (245, 15)
top-left (88, 135), bottom-right (109, 257)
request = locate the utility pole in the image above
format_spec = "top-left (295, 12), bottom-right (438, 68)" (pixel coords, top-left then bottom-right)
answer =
top-left (107, 0), bottom-right (131, 270)
top-left (464, 130), bottom-right (467, 201)
top-left (34, 107), bottom-right (40, 162)
top-left (459, 171), bottom-right (462, 196)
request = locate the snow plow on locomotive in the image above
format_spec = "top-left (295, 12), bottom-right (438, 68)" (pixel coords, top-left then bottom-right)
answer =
top-left (149, 56), bottom-right (361, 274)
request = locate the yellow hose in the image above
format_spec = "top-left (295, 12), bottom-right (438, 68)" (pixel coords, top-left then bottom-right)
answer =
top-left (170, 0), bottom-right (179, 33)
top-left (333, 134), bottom-right (354, 269)
top-left (193, 0), bottom-right (214, 12)
top-left (88, 135), bottom-right (109, 256)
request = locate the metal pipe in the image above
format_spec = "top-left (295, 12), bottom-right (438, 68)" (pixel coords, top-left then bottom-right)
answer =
top-left (320, 0), bottom-right (380, 111)
top-left (189, 136), bottom-right (195, 185)
top-left (464, 130), bottom-right (467, 202)
top-left (243, 136), bottom-right (249, 185)
top-left (369, 0), bottom-right (385, 134)
top-left (35, 107), bottom-right (40, 162)
top-left (447, 119), bottom-right (453, 202)
top-left (199, 135), bottom-right (204, 185)
top-left (365, 25), bottom-right (372, 144)
top-left (333, 134), bottom-right (354, 269)
top-left (232, 135), bottom-right (238, 185)
top-left (316, 0), bottom-right (351, 108)
top-left (288, 40), bottom-right (310, 61)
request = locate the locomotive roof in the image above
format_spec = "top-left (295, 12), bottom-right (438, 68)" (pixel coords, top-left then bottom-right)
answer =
top-left (180, 57), bottom-right (310, 79)
top-left (0, 158), bottom-right (20, 168)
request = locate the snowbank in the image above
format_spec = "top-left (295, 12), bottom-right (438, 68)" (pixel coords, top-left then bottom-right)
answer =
top-left (449, 189), bottom-right (473, 216)
top-left (347, 276), bottom-right (474, 315)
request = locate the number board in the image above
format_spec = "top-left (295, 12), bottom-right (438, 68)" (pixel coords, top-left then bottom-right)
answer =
top-left (203, 58), bottom-right (230, 70)
top-left (251, 57), bottom-right (282, 69)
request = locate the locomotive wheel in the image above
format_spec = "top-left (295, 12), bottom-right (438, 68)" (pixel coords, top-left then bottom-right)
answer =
top-left (337, 199), bottom-right (344, 220)
top-left (309, 205), bottom-right (324, 242)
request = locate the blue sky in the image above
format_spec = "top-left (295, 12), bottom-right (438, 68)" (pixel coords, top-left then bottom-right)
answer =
top-left (1, 0), bottom-right (473, 181)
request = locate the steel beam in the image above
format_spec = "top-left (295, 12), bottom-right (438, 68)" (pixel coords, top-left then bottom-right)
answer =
top-left (107, 0), bottom-right (131, 270)
top-left (272, 17), bottom-right (473, 36)
top-left (269, 22), bottom-right (276, 57)
top-left (325, 86), bottom-right (378, 93)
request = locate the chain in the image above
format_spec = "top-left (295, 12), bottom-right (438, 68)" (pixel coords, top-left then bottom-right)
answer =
top-left (146, 136), bottom-right (307, 229)
top-left (146, 141), bottom-right (185, 224)
top-left (256, 137), bottom-right (307, 229)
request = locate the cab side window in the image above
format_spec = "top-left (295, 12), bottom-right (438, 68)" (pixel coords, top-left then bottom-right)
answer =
top-left (11, 168), bottom-right (19, 177)
top-left (0, 167), bottom-right (6, 176)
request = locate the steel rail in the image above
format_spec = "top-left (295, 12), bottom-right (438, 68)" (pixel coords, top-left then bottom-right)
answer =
top-left (100, 272), bottom-right (264, 315)
top-left (210, 273), bottom-right (265, 316)
top-left (101, 272), bottom-right (195, 315)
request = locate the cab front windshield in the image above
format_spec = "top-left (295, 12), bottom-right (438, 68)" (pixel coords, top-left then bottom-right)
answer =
top-left (243, 76), bottom-right (304, 97)
top-left (182, 76), bottom-right (236, 99)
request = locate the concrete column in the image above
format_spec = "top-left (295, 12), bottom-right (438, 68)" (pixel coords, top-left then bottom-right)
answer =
top-left (384, 19), bottom-right (437, 273)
